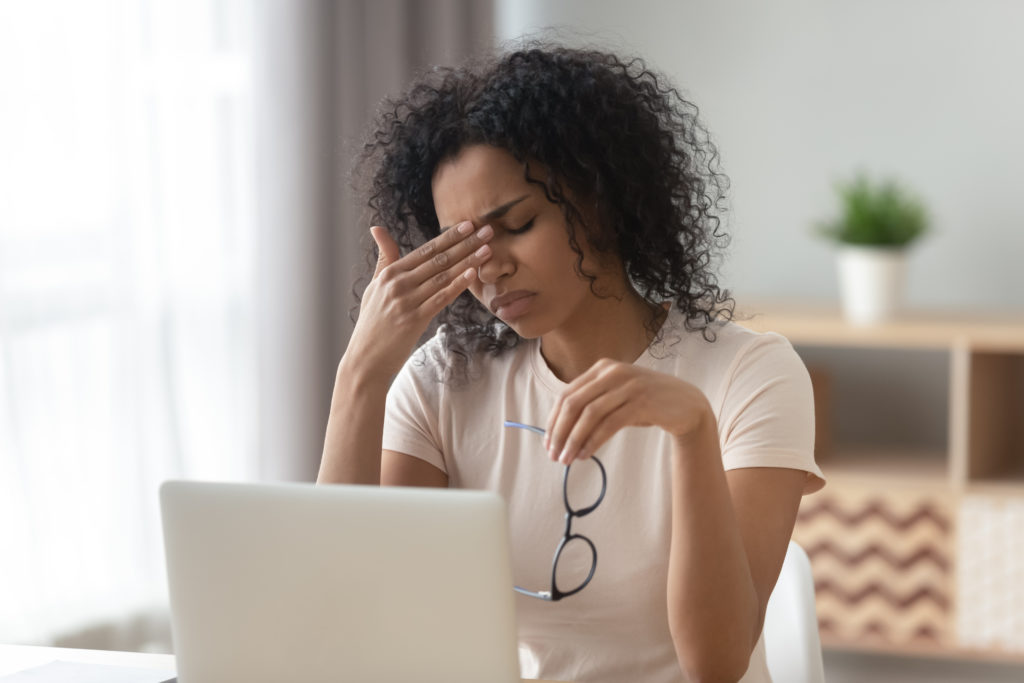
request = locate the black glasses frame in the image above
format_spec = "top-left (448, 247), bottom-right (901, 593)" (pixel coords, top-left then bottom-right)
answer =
top-left (504, 420), bottom-right (607, 601)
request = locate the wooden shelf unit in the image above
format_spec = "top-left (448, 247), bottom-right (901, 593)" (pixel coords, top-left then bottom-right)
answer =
top-left (820, 447), bottom-right (949, 488)
top-left (740, 303), bottom-right (1024, 662)
top-left (741, 304), bottom-right (1024, 491)
top-left (740, 304), bottom-right (1024, 353)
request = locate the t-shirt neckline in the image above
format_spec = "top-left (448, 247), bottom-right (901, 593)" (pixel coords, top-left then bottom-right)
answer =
top-left (528, 302), bottom-right (683, 393)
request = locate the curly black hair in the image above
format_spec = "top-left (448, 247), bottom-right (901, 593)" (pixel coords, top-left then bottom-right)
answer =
top-left (353, 42), bottom-right (734, 385)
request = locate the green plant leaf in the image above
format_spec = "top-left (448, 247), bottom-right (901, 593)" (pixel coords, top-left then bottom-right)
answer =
top-left (816, 173), bottom-right (929, 247)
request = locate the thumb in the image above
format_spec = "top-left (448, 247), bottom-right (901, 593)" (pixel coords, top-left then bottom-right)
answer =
top-left (369, 226), bottom-right (400, 279)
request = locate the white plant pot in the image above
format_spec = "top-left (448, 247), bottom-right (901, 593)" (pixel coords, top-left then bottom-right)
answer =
top-left (836, 245), bottom-right (907, 325)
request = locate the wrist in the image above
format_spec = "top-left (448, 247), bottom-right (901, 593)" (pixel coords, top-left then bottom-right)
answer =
top-left (670, 402), bottom-right (720, 464)
top-left (670, 391), bottom-right (716, 441)
top-left (335, 356), bottom-right (391, 397)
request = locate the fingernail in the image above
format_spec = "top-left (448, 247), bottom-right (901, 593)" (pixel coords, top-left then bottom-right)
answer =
top-left (559, 448), bottom-right (570, 464)
top-left (457, 221), bottom-right (473, 234)
top-left (478, 225), bottom-right (493, 240)
top-left (475, 244), bottom-right (490, 257)
top-left (544, 435), bottom-right (550, 450)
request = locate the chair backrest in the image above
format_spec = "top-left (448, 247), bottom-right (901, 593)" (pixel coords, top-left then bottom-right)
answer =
top-left (763, 540), bottom-right (826, 683)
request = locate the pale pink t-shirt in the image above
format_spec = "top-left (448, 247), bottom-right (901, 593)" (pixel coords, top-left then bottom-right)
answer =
top-left (383, 305), bottom-right (825, 683)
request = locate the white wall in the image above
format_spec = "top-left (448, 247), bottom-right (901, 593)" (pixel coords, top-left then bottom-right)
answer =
top-left (496, 0), bottom-right (1024, 312)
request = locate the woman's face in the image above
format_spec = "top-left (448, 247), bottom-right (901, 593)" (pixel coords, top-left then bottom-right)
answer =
top-left (431, 144), bottom-right (622, 339)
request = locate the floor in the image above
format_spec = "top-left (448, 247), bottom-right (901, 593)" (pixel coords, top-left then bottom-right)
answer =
top-left (824, 650), bottom-right (1024, 683)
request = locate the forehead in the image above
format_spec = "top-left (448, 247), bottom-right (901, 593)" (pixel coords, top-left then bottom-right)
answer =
top-left (431, 145), bottom-right (537, 222)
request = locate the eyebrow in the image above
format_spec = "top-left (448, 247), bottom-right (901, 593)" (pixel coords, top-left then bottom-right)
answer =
top-left (441, 195), bottom-right (529, 231)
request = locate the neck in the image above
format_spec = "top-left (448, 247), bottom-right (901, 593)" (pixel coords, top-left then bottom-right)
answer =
top-left (539, 291), bottom-right (667, 383)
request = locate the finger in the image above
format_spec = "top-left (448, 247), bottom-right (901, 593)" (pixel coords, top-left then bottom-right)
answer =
top-left (557, 384), bottom-right (632, 466)
top-left (545, 361), bottom-right (607, 446)
top-left (546, 371), bottom-right (601, 454)
top-left (416, 260), bottom-right (479, 321)
top-left (547, 362), bottom-right (621, 462)
top-left (370, 226), bottom-right (401, 280)
top-left (569, 402), bottom-right (634, 466)
top-left (412, 234), bottom-right (494, 306)
top-left (408, 222), bottom-right (494, 288)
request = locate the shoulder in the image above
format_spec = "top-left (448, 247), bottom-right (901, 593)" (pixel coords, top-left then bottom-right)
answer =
top-left (713, 321), bottom-right (804, 378)
top-left (694, 320), bottom-right (813, 428)
top-left (700, 321), bottom-right (823, 491)
top-left (655, 314), bottom-right (805, 390)
top-left (706, 322), bottom-right (810, 406)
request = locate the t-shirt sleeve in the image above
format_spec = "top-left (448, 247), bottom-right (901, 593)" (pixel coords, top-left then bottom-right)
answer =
top-left (716, 332), bottom-right (825, 494)
top-left (382, 340), bottom-right (448, 474)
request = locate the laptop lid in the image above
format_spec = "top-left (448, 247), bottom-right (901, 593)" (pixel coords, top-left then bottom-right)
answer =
top-left (160, 480), bottom-right (521, 683)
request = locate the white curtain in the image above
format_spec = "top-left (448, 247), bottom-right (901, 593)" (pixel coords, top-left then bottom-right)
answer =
top-left (0, 0), bottom-right (493, 652)
top-left (0, 0), bottom-right (260, 648)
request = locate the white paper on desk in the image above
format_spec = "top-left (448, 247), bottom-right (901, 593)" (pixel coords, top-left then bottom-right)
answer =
top-left (0, 660), bottom-right (176, 683)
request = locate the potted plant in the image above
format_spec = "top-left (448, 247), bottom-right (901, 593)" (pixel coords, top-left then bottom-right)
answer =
top-left (816, 174), bottom-right (929, 325)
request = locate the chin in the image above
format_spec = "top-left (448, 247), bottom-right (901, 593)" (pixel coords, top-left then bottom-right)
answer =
top-left (509, 325), bottom-right (541, 340)
top-left (504, 314), bottom-right (554, 340)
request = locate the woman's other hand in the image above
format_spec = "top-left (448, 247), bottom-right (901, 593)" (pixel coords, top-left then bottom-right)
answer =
top-left (543, 360), bottom-right (714, 465)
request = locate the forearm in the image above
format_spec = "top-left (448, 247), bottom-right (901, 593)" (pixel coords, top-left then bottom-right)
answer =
top-left (316, 359), bottom-right (390, 486)
top-left (666, 414), bottom-right (760, 682)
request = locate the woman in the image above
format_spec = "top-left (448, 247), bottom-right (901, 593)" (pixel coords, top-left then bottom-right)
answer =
top-left (319, 44), bottom-right (824, 683)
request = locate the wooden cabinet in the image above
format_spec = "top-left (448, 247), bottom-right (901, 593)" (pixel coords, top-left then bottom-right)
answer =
top-left (742, 305), bottom-right (1024, 662)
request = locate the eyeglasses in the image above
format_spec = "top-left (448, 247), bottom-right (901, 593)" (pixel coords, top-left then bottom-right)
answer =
top-left (503, 420), bottom-right (607, 601)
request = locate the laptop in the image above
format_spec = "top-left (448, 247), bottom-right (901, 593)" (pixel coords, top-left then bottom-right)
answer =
top-left (160, 480), bottom-right (521, 683)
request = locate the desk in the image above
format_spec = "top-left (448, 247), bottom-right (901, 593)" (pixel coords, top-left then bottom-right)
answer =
top-left (0, 645), bottom-right (175, 679)
top-left (0, 644), bottom-right (564, 682)
top-left (0, 645), bottom-right (175, 678)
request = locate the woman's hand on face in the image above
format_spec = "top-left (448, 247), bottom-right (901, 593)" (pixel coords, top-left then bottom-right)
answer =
top-left (343, 222), bottom-right (494, 383)
top-left (543, 360), bottom-right (714, 466)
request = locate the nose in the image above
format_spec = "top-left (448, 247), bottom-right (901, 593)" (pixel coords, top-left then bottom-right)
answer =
top-left (476, 241), bottom-right (515, 284)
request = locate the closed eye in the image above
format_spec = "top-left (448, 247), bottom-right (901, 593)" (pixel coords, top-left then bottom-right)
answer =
top-left (506, 217), bottom-right (536, 235)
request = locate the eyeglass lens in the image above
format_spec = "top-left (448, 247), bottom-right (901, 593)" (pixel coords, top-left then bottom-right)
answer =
top-left (553, 535), bottom-right (597, 596)
top-left (564, 458), bottom-right (605, 512)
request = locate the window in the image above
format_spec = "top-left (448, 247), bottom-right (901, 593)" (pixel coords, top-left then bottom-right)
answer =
top-left (0, 0), bottom-right (259, 645)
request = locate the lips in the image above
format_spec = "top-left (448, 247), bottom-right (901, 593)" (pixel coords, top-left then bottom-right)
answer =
top-left (488, 290), bottom-right (535, 315)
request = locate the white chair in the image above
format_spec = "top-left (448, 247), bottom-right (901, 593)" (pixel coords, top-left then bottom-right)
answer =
top-left (763, 541), bottom-right (826, 683)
